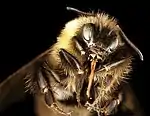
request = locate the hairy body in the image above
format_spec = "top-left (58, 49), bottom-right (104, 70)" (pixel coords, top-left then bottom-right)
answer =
top-left (0, 7), bottom-right (145, 116)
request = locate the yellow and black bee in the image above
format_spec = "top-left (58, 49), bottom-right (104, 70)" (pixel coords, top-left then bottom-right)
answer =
top-left (0, 7), bottom-right (145, 116)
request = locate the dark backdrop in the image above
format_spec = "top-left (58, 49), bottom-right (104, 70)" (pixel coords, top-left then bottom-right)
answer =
top-left (0, 1), bottom-right (149, 116)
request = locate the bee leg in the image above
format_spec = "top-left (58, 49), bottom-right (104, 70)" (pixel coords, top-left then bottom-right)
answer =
top-left (38, 71), bottom-right (72, 116)
top-left (59, 48), bottom-right (84, 74)
top-left (75, 75), bottom-right (85, 107)
top-left (73, 37), bottom-right (85, 55)
top-left (59, 49), bottom-right (85, 106)
top-left (104, 92), bottom-right (123, 115)
top-left (37, 70), bottom-right (55, 105)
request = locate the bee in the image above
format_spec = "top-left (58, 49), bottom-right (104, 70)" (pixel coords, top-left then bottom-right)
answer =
top-left (0, 7), bottom-right (145, 116)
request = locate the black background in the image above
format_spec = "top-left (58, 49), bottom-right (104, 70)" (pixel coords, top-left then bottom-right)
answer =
top-left (0, 1), bottom-right (149, 116)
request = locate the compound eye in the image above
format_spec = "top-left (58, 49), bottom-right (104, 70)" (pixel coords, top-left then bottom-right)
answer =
top-left (82, 23), bottom-right (94, 41)
top-left (106, 38), bottom-right (119, 53)
top-left (110, 38), bottom-right (118, 50)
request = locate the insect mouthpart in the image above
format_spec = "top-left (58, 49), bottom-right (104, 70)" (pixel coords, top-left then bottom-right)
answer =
top-left (88, 53), bottom-right (102, 62)
top-left (87, 44), bottom-right (107, 63)
top-left (86, 56), bottom-right (97, 99)
top-left (86, 53), bottom-right (103, 99)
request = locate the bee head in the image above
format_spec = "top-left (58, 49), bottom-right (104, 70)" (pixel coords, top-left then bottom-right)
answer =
top-left (76, 22), bottom-right (143, 64)
top-left (80, 23), bottom-right (120, 62)
top-left (67, 7), bottom-right (144, 63)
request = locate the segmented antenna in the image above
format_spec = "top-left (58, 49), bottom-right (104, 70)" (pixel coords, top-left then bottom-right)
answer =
top-left (66, 7), bottom-right (94, 16)
top-left (117, 25), bottom-right (144, 61)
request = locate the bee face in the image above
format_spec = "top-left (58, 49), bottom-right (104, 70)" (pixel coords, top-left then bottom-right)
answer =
top-left (76, 22), bottom-right (124, 63)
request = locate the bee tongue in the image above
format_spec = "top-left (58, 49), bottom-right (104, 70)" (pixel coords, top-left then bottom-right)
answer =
top-left (86, 58), bottom-right (97, 99)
